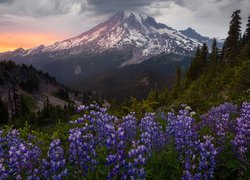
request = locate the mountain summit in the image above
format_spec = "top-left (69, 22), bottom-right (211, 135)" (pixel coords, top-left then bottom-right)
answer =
top-left (0, 11), bottom-right (204, 66)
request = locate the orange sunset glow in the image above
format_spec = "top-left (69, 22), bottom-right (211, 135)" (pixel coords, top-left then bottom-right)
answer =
top-left (0, 33), bottom-right (66, 52)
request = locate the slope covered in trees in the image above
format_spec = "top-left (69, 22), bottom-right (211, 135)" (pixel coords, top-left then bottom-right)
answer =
top-left (0, 61), bottom-right (100, 127)
top-left (116, 10), bottom-right (249, 115)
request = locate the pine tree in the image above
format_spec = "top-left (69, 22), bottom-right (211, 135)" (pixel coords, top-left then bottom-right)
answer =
top-left (243, 15), bottom-right (250, 45)
top-left (173, 65), bottom-right (181, 98)
top-left (188, 46), bottom-right (201, 81)
top-left (200, 42), bottom-right (208, 72)
top-left (209, 39), bottom-right (219, 70)
top-left (223, 10), bottom-right (242, 65)
top-left (0, 98), bottom-right (9, 124)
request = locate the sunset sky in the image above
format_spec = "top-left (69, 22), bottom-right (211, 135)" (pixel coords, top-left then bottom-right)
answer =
top-left (0, 0), bottom-right (249, 52)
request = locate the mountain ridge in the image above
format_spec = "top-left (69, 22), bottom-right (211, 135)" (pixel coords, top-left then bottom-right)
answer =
top-left (0, 10), bottom-right (220, 67)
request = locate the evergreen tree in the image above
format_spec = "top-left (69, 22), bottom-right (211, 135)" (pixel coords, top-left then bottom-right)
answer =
top-left (188, 46), bottom-right (201, 81)
top-left (209, 39), bottom-right (219, 70)
top-left (243, 15), bottom-right (250, 46)
top-left (20, 95), bottom-right (30, 117)
top-left (200, 42), bottom-right (209, 72)
top-left (173, 65), bottom-right (181, 98)
top-left (0, 98), bottom-right (9, 124)
top-left (223, 10), bottom-right (242, 65)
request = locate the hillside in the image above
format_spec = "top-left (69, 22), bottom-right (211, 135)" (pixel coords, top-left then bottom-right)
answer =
top-left (0, 61), bottom-right (99, 127)
top-left (116, 10), bottom-right (250, 115)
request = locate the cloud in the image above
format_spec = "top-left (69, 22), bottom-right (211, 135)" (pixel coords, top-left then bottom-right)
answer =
top-left (0, 0), bottom-right (14, 3)
top-left (0, 0), bottom-right (92, 17)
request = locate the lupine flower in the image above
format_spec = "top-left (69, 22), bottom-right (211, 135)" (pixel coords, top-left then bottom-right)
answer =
top-left (68, 126), bottom-right (97, 176)
top-left (106, 126), bottom-right (127, 179)
top-left (232, 102), bottom-right (250, 162)
top-left (0, 130), bottom-right (8, 179)
top-left (120, 113), bottom-right (137, 144)
top-left (42, 139), bottom-right (68, 179)
top-left (127, 141), bottom-right (148, 179)
top-left (197, 135), bottom-right (217, 179)
top-left (139, 113), bottom-right (166, 152)
top-left (199, 103), bottom-right (238, 146)
top-left (166, 106), bottom-right (198, 178)
top-left (8, 142), bottom-right (42, 179)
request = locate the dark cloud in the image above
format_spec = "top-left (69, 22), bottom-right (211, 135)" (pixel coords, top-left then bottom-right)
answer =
top-left (87, 0), bottom-right (153, 13)
top-left (0, 0), bottom-right (14, 3)
top-left (0, 0), bottom-right (90, 17)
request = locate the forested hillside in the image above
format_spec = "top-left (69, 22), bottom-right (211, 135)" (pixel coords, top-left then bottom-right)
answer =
top-left (0, 61), bottom-right (100, 127)
top-left (115, 10), bottom-right (249, 116)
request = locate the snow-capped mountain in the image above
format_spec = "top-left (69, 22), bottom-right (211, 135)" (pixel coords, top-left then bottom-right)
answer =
top-left (0, 10), bottom-right (222, 89)
top-left (1, 11), bottom-right (203, 67)
top-left (180, 27), bottom-right (224, 49)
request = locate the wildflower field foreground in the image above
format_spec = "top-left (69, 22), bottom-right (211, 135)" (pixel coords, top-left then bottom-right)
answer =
top-left (0, 102), bottom-right (249, 179)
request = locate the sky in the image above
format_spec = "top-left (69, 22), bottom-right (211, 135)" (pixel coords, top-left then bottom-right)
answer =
top-left (0, 0), bottom-right (249, 52)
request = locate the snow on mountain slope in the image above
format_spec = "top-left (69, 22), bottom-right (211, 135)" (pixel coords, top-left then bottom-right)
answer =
top-left (2, 11), bottom-right (203, 67)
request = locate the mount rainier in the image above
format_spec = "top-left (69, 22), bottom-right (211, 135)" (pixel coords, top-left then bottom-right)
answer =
top-left (0, 11), bottom-right (222, 98)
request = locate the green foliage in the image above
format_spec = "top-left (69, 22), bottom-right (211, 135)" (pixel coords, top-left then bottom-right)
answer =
top-left (146, 145), bottom-right (182, 179)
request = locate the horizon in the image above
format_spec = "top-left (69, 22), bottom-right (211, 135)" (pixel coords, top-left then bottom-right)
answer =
top-left (0, 0), bottom-right (249, 52)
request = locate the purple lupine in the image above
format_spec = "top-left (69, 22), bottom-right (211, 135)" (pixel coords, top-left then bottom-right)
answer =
top-left (171, 108), bottom-right (198, 161)
top-left (68, 126), bottom-right (97, 176)
top-left (199, 102), bottom-right (238, 149)
top-left (139, 113), bottom-right (166, 152)
top-left (232, 102), bottom-right (250, 162)
top-left (0, 130), bottom-right (9, 179)
top-left (0, 129), bottom-right (42, 179)
top-left (8, 142), bottom-right (41, 179)
top-left (42, 139), bottom-right (68, 179)
top-left (93, 109), bottom-right (119, 146)
top-left (77, 105), bottom-right (89, 112)
top-left (126, 141), bottom-right (148, 179)
top-left (197, 135), bottom-right (217, 179)
top-left (106, 126), bottom-right (127, 179)
top-left (166, 106), bottom-right (198, 178)
top-left (120, 112), bottom-right (137, 144)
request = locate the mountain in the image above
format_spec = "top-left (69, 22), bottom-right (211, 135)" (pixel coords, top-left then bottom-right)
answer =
top-left (0, 11), bottom-right (221, 99)
top-left (180, 27), bottom-right (224, 48)
top-left (0, 11), bottom-right (201, 67)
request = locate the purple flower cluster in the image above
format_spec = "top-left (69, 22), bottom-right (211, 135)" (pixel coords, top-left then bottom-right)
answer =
top-left (166, 108), bottom-right (198, 161)
top-left (120, 113), bottom-right (137, 144)
top-left (0, 101), bottom-right (249, 179)
top-left (0, 130), bottom-right (43, 179)
top-left (140, 113), bottom-right (166, 152)
top-left (196, 135), bottom-right (217, 179)
top-left (106, 126), bottom-right (127, 179)
top-left (127, 141), bottom-right (148, 179)
top-left (68, 126), bottom-right (97, 176)
top-left (232, 102), bottom-right (250, 162)
top-left (199, 102), bottom-right (238, 146)
top-left (42, 139), bottom-right (68, 179)
top-left (8, 142), bottom-right (41, 179)
top-left (0, 130), bottom-right (8, 179)
top-left (166, 106), bottom-right (219, 179)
